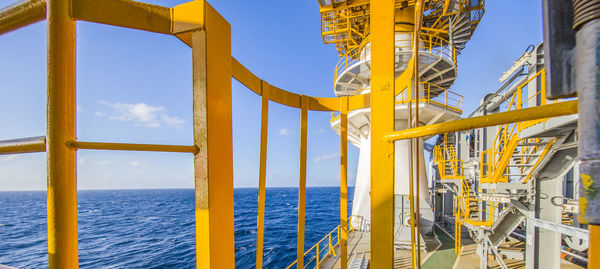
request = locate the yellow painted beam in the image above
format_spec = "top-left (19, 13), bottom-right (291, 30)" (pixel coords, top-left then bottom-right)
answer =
top-left (369, 0), bottom-right (396, 267)
top-left (46, 0), bottom-right (78, 267)
top-left (0, 0), bottom-right (46, 35)
top-left (191, 2), bottom-right (234, 268)
top-left (71, 0), bottom-right (171, 34)
top-left (231, 58), bottom-right (343, 111)
top-left (256, 81), bottom-right (270, 269)
top-left (191, 29), bottom-right (210, 269)
top-left (385, 101), bottom-right (578, 141)
top-left (590, 225), bottom-right (600, 269)
top-left (68, 141), bottom-right (197, 153)
top-left (297, 95), bottom-right (309, 268)
top-left (0, 136), bottom-right (46, 155)
top-left (171, 0), bottom-right (204, 34)
top-left (339, 97), bottom-right (348, 269)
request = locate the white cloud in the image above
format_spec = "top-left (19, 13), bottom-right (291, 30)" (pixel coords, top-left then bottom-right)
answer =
top-left (0, 155), bottom-right (18, 161)
top-left (94, 111), bottom-right (106, 117)
top-left (97, 160), bottom-right (111, 166)
top-left (99, 100), bottom-right (184, 128)
top-left (312, 128), bottom-right (326, 135)
top-left (77, 105), bottom-right (83, 112)
top-left (161, 114), bottom-right (184, 128)
top-left (128, 160), bottom-right (141, 167)
top-left (314, 153), bottom-right (338, 163)
top-left (279, 128), bottom-right (292, 135)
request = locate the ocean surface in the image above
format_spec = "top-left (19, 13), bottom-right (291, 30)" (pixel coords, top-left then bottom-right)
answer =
top-left (0, 187), bottom-right (353, 268)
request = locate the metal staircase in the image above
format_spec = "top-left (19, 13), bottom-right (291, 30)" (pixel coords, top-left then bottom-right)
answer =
top-left (348, 252), bottom-right (369, 269)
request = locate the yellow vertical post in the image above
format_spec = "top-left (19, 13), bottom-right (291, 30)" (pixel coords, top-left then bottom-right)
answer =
top-left (590, 225), bottom-right (600, 269)
top-left (370, 0), bottom-right (395, 267)
top-left (191, 3), bottom-right (234, 268)
top-left (297, 95), bottom-right (308, 268)
top-left (46, 0), bottom-right (78, 267)
top-left (339, 97), bottom-right (348, 269)
top-left (256, 81), bottom-right (269, 269)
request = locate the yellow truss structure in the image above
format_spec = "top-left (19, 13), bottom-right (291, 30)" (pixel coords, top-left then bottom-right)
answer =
top-left (317, 0), bottom-right (485, 59)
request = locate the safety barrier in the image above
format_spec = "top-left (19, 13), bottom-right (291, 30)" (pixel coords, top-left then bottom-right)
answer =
top-left (479, 69), bottom-right (559, 184)
top-left (334, 32), bottom-right (457, 84)
top-left (0, 0), bottom-right (586, 269)
top-left (285, 215), bottom-right (370, 269)
top-left (330, 82), bottom-right (463, 123)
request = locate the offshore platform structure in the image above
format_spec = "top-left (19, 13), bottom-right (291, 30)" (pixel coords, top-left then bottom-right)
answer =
top-left (431, 44), bottom-right (586, 268)
top-left (0, 0), bottom-right (599, 269)
top-left (321, 0), bottom-right (484, 266)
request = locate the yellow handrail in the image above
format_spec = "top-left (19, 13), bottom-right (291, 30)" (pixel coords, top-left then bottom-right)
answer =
top-left (285, 215), bottom-right (368, 269)
top-left (334, 32), bottom-right (458, 84)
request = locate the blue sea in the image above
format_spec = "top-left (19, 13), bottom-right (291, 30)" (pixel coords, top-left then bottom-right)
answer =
top-left (0, 187), bottom-right (353, 268)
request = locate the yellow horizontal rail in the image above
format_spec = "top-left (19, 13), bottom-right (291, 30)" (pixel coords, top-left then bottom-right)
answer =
top-left (384, 100), bottom-right (578, 142)
top-left (0, 0), bottom-right (172, 36)
top-left (72, 0), bottom-right (172, 35)
top-left (0, 0), bottom-right (45, 35)
top-left (68, 141), bottom-right (198, 153)
top-left (0, 136), bottom-right (46, 155)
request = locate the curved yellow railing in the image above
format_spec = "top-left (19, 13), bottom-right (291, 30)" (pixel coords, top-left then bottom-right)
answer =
top-left (334, 32), bottom-right (458, 85)
top-left (330, 81), bottom-right (463, 123)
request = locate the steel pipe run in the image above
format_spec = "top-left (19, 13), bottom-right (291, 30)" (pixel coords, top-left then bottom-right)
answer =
top-left (411, 2), bottom-right (425, 267)
top-left (0, 136), bottom-right (45, 155)
top-left (384, 101), bottom-right (578, 142)
top-left (574, 14), bottom-right (600, 269)
top-left (0, 0), bottom-right (46, 35)
top-left (67, 141), bottom-right (197, 154)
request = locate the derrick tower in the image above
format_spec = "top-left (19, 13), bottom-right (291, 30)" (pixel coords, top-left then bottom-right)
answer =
top-left (318, 0), bottom-right (485, 243)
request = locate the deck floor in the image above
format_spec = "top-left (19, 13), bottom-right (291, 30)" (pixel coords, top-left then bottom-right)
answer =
top-left (317, 223), bottom-right (586, 269)
top-left (319, 230), bottom-right (440, 268)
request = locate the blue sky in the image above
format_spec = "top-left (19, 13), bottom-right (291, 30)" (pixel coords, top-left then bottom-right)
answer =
top-left (0, 0), bottom-right (543, 191)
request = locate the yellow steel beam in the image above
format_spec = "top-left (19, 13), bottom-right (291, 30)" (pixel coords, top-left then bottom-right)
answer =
top-left (231, 58), bottom-right (344, 111)
top-left (0, 0), bottom-right (45, 35)
top-left (369, 0), bottom-right (396, 267)
top-left (297, 95), bottom-right (309, 268)
top-left (191, 29), bottom-right (210, 268)
top-left (0, 136), bottom-right (46, 155)
top-left (68, 141), bottom-right (197, 153)
top-left (46, 0), bottom-right (78, 267)
top-left (590, 225), bottom-right (600, 269)
top-left (71, 0), bottom-right (171, 34)
top-left (339, 97), bottom-right (348, 269)
top-left (256, 81), bottom-right (270, 269)
top-left (385, 101), bottom-right (578, 142)
top-left (190, 2), bottom-right (234, 268)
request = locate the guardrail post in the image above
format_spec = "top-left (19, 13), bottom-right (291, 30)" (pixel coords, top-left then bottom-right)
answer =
top-left (256, 81), bottom-right (269, 269)
top-left (191, 3), bottom-right (234, 268)
top-left (297, 95), bottom-right (308, 268)
top-left (46, 0), bottom-right (78, 267)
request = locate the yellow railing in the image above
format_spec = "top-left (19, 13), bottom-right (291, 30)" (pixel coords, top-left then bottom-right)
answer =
top-left (285, 215), bottom-right (368, 269)
top-left (396, 82), bottom-right (463, 112)
top-left (456, 196), bottom-right (496, 227)
top-left (479, 69), bottom-right (557, 184)
top-left (433, 145), bottom-right (463, 180)
top-left (330, 82), bottom-right (463, 123)
top-left (334, 32), bottom-right (457, 84)
top-left (455, 195), bottom-right (496, 254)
